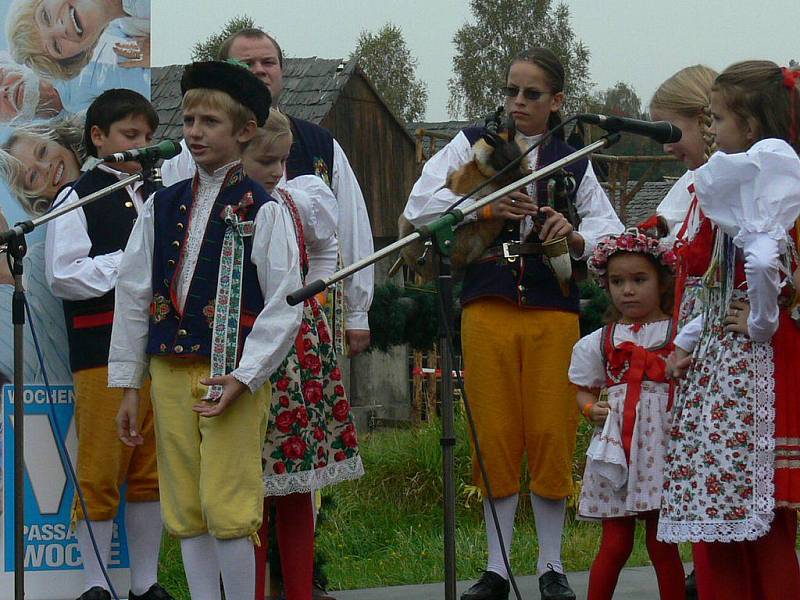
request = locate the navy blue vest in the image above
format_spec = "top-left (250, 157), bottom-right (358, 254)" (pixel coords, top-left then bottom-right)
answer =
top-left (145, 164), bottom-right (272, 364)
top-left (61, 168), bottom-right (151, 372)
top-left (285, 116), bottom-right (335, 185)
top-left (459, 128), bottom-right (588, 312)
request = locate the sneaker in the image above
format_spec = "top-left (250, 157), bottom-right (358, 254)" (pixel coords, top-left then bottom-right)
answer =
top-left (76, 588), bottom-right (111, 600)
top-left (128, 583), bottom-right (174, 600)
top-left (538, 569), bottom-right (576, 600)
top-left (461, 571), bottom-right (510, 600)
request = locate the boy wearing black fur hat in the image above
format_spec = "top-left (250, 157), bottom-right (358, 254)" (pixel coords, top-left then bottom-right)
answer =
top-left (108, 61), bottom-right (302, 599)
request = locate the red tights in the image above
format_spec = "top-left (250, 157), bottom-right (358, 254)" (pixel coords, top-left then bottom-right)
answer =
top-left (694, 509), bottom-right (800, 600)
top-left (254, 493), bottom-right (315, 600)
top-left (587, 512), bottom-right (685, 600)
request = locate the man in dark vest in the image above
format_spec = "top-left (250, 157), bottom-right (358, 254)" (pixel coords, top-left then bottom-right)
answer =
top-left (221, 28), bottom-right (375, 361)
top-left (44, 89), bottom-right (172, 600)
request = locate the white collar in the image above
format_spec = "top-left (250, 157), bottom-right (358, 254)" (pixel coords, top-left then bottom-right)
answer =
top-left (197, 160), bottom-right (240, 187)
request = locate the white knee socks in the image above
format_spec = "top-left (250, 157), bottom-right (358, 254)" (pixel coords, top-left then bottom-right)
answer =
top-left (125, 501), bottom-right (162, 595)
top-left (214, 537), bottom-right (255, 600)
top-left (77, 519), bottom-right (113, 591)
top-left (484, 494), bottom-right (518, 579)
top-left (531, 493), bottom-right (566, 575)
top-left (180, 534), bottom-right (221, 600)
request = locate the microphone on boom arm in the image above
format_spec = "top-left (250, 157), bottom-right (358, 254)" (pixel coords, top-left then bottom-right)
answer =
top-left (101, 139), bottom-right (182, 163)
top-left (576, 114), bottom-right (682, 144)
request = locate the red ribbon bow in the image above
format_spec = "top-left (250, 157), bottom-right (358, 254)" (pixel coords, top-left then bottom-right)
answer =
top-left (782, 67), bottom-right (800, 143)
top-left (607, 341), bottom-right (671, 461)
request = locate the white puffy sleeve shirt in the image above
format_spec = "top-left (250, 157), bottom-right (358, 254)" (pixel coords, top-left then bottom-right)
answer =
top-left (330, 140), bottom-right (374, 330)
top-left (404, 131), bottom-right (623, 259)
top-left (279, 175), bottom-right (339, 282)
top-left (568, 328), bottom-right (605, 389)
top-left (678, 138), bottom-right (800, 346)
top-left (656, 170), bottom-right (694, 242)
top-left (45, 166), bottom-right (146, 300)
top-left (108, 192), bottom-right (303, 392)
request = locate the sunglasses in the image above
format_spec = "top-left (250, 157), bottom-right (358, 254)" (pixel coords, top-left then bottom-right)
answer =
top-left (502, 86), bottom-right (550, 101)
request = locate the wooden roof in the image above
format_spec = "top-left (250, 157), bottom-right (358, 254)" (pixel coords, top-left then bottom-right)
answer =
top-left (150, 57), bottom-right (418, 240)
top-left (152, 57), bottom-right (361, 141)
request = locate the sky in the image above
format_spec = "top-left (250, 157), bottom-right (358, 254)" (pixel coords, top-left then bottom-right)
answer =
top-left (153, 0), bottom-right (800, 122)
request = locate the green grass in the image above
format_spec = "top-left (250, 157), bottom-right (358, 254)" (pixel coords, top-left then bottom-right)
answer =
top-left (157, 415), bottom-right (693, 596)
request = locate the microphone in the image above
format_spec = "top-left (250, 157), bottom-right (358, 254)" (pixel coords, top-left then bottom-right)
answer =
top-left (576, 114), bottom-right (682, 144)
top-left (102, 139), bottom-right (182, 163)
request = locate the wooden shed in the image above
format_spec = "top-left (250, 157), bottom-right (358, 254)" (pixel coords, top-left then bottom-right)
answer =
top-left (150, 57), bottom-right (418, 243)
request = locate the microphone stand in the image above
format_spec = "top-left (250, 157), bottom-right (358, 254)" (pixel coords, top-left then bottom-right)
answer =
top-left (288, 133), bottom-right (620, 600)
top-left (1, 161), bottom-right (158, 600)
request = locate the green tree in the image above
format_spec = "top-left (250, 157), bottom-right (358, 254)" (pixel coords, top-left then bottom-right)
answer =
top-left (447, 0), bottom-right (591, 120)
top-left (587, 82), bottom-right (674, 180)
top-left (589, 81), bottom-right (644, 119)
top-left (191, 14), bottom-right (256, 62)
top-left (351, 23), bottom-right (428, 123)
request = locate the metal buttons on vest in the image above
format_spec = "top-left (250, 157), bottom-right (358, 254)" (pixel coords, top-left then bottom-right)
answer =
top-left (172, 240), bottom-right (180, 249)
top-left (177, 329), bottom-right (188, 337)
top-left (174, 345), bottom-right (184, 353)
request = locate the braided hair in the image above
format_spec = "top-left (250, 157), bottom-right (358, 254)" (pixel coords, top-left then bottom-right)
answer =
top-left (650, 65), bottom-right (718, 161)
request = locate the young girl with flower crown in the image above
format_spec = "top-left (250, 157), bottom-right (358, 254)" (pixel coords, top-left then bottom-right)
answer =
top-left (569, 230), bottom-right (685, 600)
top-left (660, 61), bottom-right (800, 599)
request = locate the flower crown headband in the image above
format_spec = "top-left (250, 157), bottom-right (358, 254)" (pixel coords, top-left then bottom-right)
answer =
top-left (589, 228), bottom-right (677, 284)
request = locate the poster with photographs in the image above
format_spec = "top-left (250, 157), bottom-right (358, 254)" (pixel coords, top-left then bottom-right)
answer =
top-left (0, 1), bottom-right (150, 596)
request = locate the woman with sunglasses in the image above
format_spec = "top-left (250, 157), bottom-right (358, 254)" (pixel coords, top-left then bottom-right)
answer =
top-left (404, 47), bottom-right (622, 600)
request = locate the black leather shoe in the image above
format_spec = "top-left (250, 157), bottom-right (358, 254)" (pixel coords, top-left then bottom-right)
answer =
top-left (128, 583), bottom-right (174, 600)
top-left (76, 588), bottom-right (111, 600)
top-left (685, 569), bottom-right (698, 600)
top-left (461, 571), bottom-right (510, 600)
top-left (538, 569), bottom-right (576, 600)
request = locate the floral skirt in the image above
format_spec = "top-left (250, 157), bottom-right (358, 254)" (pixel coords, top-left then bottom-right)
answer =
top-left (578, 381), bottom-right (671, 519)
top-left (658, 291), bottom-right (775, 543)
top-left (263, 298), bottom-right (364, 496)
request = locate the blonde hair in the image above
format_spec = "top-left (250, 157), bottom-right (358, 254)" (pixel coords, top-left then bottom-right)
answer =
top-left (714, 60), bottom-right (800, 152)
top-left (6, 0), bottom-right (99, 81)
top-left (181, 89), bottom-right (256, 135)
top-left (0, 117), bottom-right (86, 215)
top-left (246, 108), bottom-right (292, 155)
top-left (651, 65), bottom-right (718, 160)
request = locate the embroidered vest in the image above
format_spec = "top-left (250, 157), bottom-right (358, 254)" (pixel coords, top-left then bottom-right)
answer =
top-left (61, 168), bottom-right (151, 372)
top-left (286, 116), bottom-right (335, 186)
top-left (145, 165), bottom-right (272, 364)
top-left (459, 128), bottom-right (588, 311)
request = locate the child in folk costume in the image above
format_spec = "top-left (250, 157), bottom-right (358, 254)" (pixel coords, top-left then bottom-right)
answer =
top-left (570, 231), bottom-right (685, 600)
top-left (241, 109), bottom-right (363, 599)
top-left (45, 89), bottom-right (170, 600)
top-left (649, 65), bottom-right (719, 600)
top-left (660, 61), bottom-right (800, 599)
top-left (110, 61), bottom-right (303, 600)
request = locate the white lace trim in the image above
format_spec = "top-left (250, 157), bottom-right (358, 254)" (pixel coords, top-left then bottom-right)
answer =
top-left (176, 161), bottom-right (240, 311)
top-left (658, 340), bottom-right (776, 543)
top-left (263, 455), bottom-right (364, 497)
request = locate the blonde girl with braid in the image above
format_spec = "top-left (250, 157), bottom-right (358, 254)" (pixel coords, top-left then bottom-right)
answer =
top-left (648, 65), bottom-right (719, 600)
top-left (650, 65), bottom-right (718, 239)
